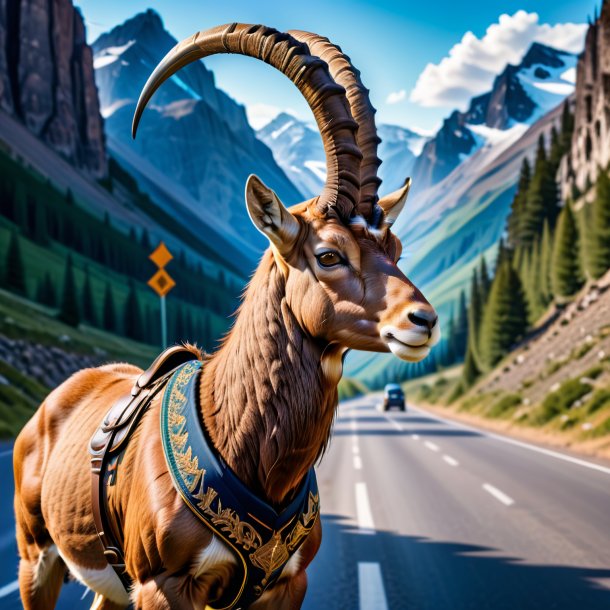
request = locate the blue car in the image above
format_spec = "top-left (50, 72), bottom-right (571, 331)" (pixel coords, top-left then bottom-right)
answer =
top-left (383, 383), bottom-right (406, 411)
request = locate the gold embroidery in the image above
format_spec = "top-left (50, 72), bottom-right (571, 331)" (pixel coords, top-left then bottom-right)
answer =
top-left (250, 531), bottom-right (290, 579)
top-left (166, 362), bottom-right (320, 591)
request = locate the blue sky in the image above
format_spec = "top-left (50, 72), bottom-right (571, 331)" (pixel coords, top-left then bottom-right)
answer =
top-left (78, 0), bottom-right (593, 131)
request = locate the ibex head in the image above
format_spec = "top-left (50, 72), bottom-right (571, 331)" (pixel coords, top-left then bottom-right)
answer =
top-left (134, 24), bottom-right (439, 364)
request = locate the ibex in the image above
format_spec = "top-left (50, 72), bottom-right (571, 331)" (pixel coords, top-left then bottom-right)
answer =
top-left (13, 24), bottom-right (439, 610)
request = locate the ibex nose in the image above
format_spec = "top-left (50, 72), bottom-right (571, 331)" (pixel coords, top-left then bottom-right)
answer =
top-left (408, 309), bottom-right (438, 331)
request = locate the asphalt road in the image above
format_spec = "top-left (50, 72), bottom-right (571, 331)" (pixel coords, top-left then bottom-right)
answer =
top-left (2, 396), bottom-right (610, 609)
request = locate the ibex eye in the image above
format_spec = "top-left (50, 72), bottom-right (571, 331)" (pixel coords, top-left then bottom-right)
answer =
top-left (316, 251), bottom-right (343, 268)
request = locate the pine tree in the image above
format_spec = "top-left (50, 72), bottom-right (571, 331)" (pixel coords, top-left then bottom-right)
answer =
top-left (462, 339), bottom-right (481, 387)
top-left (479, 261), bottom-right (528, 370)
top-left (453, 290), bottom-right (468, 360)
top-left (479, 256), bottom-right (491, 304)
top-left (36, 272), bottom-right (56, 307)
top-left (587, 170), bottom-right (610, 278)
top-left (520, 246), bottom-right (533, 315)
top-left (495, 238), bottom-right (509, 274)
top-left (466, 269), bottom-right (481, 360)
top-left (560, 100), bottom-right (574, 151)
top-left (123, 280), bottom-right (142, 340)
top-left (58, 254), bottom-right (80, 327)
top-left (552, 202), bottom-right (584, 298)
top-left (539, 220), bottom-right (553, 303)
top-left (5, 230), bottom-right (26, 295)
top-left (520, 134), bottom-right (559, 245)
top-left (527, 239), bottom-right (544, 322)
top-left (444, 311), bottom-right (457, 366)
top-left (140, 228), bottom-right (151, 251)
top-left (507, 158), bottom-right (531, 248)
top-left (103, 282), bottom-right (116, 332)
top-left (82, 266), bottom-right (96, 326)
top-left (549, 125), bottom-right (563, 167)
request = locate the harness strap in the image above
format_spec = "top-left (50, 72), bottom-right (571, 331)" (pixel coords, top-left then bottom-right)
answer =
top-left (89, 346), bottom-right (199, 590)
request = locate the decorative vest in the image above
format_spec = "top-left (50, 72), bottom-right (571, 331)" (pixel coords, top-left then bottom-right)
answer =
top-left (161, 360), bottom-right (320, 609)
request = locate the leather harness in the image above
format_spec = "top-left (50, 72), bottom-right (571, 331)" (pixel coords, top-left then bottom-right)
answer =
top-left (89, 347), bottom-right (320, 609)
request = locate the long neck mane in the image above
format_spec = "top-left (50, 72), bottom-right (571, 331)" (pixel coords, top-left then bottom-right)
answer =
top-left (199, 251), bottom-right (342, 505)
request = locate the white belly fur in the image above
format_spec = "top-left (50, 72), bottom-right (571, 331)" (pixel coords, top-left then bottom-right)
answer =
top-left (192, 535), bottom-right (237, 577)
top-left (56, 546), bottom-right (131, 606)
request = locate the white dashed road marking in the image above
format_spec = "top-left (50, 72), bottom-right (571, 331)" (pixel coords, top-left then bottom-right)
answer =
top-left (424, 441), bottom-right (439, 452)
top-left (355, 482), bottom-right (375, 534)
top-left (443, 455), bottom-right (459, 467)
top-left (483, 483), bottom-right (514, 506)
top-left (354, 455), bottom-right (363, 470)
top-left (411, 434), bottom-right (420, 440)
top-left (358, 562), bottom-right (388, 610)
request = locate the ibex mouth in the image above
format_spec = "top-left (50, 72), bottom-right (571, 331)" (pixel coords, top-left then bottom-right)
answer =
top-left (380, 325), bottom-right (439, 362)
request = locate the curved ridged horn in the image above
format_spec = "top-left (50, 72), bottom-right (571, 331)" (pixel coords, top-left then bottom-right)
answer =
top-left (132, 23), bottom-right (362, 219)
top-left (289, 31), bottom-right (382, 224)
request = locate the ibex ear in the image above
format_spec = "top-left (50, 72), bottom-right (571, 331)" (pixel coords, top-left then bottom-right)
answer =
top-left (378, 177), bottom-right (412, 226)
top-left (245, 175), bottom-right (300, 254)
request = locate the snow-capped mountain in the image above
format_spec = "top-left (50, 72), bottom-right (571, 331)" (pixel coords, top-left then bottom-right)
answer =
top-left (92, 10), bottom-right (302, 255)
top-left (412, 42), bottom-right (577, 190)
top-left (257, 114), bottom-right (428, 198)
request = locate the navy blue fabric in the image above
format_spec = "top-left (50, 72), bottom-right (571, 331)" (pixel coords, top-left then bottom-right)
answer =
top-left (161, 360), bottom-right (319, 609)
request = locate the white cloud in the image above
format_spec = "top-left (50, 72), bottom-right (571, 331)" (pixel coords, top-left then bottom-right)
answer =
top-left (410, 11), bottom-right (587, 110)
top-left (386, 89), bottom-right (407, 105)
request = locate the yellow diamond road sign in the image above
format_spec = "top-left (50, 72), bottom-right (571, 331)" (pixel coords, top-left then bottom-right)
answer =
top-left (148, 268), bottom-right (176, 297)
top-left (149, 241), bottom-right (173, 269)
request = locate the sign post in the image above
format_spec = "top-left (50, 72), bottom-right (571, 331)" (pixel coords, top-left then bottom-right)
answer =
top-left (147, 242), bottom-right (175, 348)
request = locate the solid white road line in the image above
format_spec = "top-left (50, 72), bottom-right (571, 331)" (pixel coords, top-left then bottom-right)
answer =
top-left (358, 562), bottom-right (389, 610)
top-left (424, 441), bottom-right (439, 452)
top-left (0, 579), bottom-right (19, 598)
top-left (483, 483), bottom-right (514, 506)
top-left (353, 455), bottom-right (363, 470)
top-left (410, 405), bottom-right (610, 476)
top-left (355, 482), bottom-right (375, 534)
top-left (443, 455), bottom-right (459, 467)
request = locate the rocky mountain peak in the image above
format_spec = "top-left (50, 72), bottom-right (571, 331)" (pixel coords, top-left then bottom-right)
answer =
top-left (93, 12), bottom-right (302, 246)
top-left (520, 42), bottom-right (571, 69)
top-left (412, 41), bottom-right (577, 190)
top-left (93, 9), bottom-right (170, 59)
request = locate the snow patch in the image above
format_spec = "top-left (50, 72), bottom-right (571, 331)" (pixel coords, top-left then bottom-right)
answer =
top-left (271, 120), bottom-right (295, 140)
top-left (100, 98), bottom-right (133, 118)
top-left (304, 160), bottom-right (327, 182)
top-left (561, 67), bottom-right (576, 84)
top-left (517, 55), bottom-right (577, 123)
top-left (93, 41), bottom-right (135, 70)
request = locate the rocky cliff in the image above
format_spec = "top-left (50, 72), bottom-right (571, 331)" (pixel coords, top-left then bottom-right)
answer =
top-left (560, 2), bottom-right (610, 200)
top-left (0, 0), bottom-right (107, 178)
